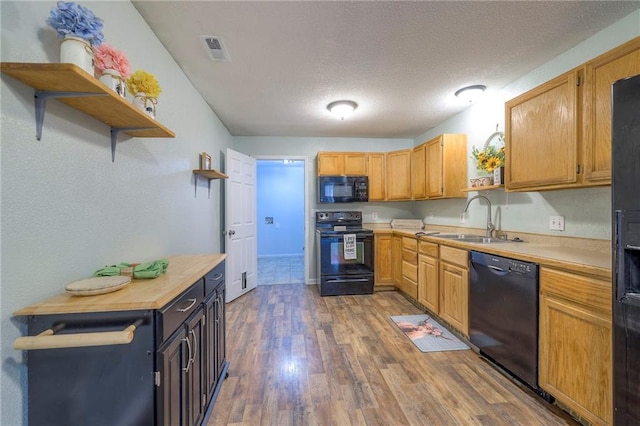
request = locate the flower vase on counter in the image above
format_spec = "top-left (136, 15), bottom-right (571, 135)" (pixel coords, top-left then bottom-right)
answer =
top-left (59, 35), bottom-right (95, 75)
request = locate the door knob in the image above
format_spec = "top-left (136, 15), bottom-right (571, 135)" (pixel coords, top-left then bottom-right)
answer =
top-left (228, 230), bottom-right (236, 236)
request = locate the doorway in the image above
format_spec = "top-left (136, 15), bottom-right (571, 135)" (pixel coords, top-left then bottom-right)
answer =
top-left (255, 157), bottom-right (308, 285)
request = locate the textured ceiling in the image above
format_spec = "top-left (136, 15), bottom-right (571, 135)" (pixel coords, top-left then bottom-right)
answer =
top-left (132, 1), bottom-right (639, 138)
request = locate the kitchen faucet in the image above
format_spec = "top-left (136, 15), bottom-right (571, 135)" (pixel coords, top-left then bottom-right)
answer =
top-left (463, 195), bottom-right (495, 237)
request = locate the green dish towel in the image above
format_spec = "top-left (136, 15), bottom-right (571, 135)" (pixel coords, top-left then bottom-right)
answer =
top-left (94, 258), bottom-right (169, 279)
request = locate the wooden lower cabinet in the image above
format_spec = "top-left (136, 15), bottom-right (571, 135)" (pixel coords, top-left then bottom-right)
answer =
top-left (539, 267), bottom-right (612, 425)
top-left (392, 234), bottom-right (403, 286)
top-left (374, 233), bottom-right (393, 287)
top-left (418, 241), bottom-right (439, 313)
top-left (401, 236), bottom-right (418, 298)
top-left (438, 246), bottom-right (469, 336)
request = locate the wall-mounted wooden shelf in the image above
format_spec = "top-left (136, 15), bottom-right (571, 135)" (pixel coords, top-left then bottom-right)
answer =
top-left (0, 62), bottom-right (175, 161)
top-left (461, 184), bottom-right (504, 192)
top-left (193, 169), bottom-right (228, 198)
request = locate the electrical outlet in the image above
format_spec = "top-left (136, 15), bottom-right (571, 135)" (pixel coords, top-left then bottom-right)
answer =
top-left (372, 212), bottom-right (378, 220)
top-left (549, 215), bottom-right (565, 231)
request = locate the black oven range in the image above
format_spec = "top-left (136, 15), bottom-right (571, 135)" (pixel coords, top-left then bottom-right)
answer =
top-left (315, 211), bottom-right (374, 296)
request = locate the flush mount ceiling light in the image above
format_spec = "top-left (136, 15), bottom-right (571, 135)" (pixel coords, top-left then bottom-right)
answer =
top-left (455, 85), bottom-right (487, 103)
top-left (327, 100), bottom-right (358, 120)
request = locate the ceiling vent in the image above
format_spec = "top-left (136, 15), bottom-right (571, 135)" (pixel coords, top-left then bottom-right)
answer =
top-left (200, 35), bottom-right (230, 62)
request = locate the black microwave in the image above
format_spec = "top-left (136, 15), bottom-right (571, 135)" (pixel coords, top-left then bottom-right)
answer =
top-left (318, 176), bottom-right (368, 203)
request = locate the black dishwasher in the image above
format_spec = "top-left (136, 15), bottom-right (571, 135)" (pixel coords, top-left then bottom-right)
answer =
top-left (469, 251), bottom-right (539, 390)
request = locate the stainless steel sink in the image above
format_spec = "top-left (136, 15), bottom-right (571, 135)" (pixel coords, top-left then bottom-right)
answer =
top-left (434, 234), bottom-right (508, 243)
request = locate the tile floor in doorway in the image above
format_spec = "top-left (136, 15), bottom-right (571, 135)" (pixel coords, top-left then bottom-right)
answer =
top-left (257, 255), bottom-right (305, 285)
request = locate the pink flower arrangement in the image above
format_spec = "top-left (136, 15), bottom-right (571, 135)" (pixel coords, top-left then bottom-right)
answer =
top-left (94, 43), bottom-right (131, 79)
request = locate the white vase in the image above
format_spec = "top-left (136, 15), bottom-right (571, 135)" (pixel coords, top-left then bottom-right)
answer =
top-left (60, 35), bottom-right (94, 75)
top-left (99, 69), bottom-right (126, 98)
top-left (133, 93), bottom-right (157, 119)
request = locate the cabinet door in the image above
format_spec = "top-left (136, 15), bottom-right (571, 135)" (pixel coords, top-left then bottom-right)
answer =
top-left (205, 294), bottom-right (217, 399)
top-left (386, 149), bottom-right (412, 200)
top-left (412, 143), bottom-right (427, 199)
top-left (374, 234), bottom-right (393, 286)
top-left (439, 262), bottom-right (469, 336)
top-left (157, 329), bottom-right (187, 426)
top-left (317, 152), bottom-right (343, 175)
top-left (391, 235), bottom-right (403, 286)
top-left (538, 267), bottom-right (612, 425)
top-left (426, 137), bottom-right (443, 198)
top-left (343, 153), bottom-right (367, 175)
top-left (418, 254), bottom-right (438, 314)
top-left (185, 310), bottom-right (205, 426)
top-left (505, 69), bottom-right (580, 191)
top-left (583, 38), bottom-right (640, 184)
top-left (367, 153), bottom-right (386, 201)
top-left (216, 286), bottom-right (226, 375)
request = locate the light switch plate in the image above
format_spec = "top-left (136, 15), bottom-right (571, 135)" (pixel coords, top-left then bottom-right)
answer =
top-left (549, 215), bottom-right (565, 231)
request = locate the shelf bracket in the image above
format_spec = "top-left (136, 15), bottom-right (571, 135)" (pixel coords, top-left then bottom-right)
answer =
top-left (34, 90), bottom-right (108, 141)
top-left (110, 126), bottom-right (156, 162)
top-left (193, 175), bottom-right (212, 199)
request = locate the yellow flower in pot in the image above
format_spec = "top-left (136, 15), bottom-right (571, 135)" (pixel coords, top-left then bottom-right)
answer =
top-left (126, 70), bottom-right (162, 118)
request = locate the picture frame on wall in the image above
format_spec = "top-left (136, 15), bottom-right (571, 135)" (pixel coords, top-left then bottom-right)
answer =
top-left (200, 152), bottom-right (212, 170)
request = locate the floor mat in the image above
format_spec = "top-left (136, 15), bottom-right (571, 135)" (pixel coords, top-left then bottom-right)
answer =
top-left (391, 314), bottom-right (469, 353)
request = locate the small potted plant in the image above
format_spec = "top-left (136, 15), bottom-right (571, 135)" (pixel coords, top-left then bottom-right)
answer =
top-left (94, 44), bottom-right (131, 97)
top-left (127, 70), bottom-right (162, 118)
top-left (46, 1), bottom-right (104, 74)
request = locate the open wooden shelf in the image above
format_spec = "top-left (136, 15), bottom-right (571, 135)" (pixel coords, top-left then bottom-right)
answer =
top-left (192, 169), bottom-right (228, 198)
top-left (192, 169), bottom-right (228, 180)
top-left (461, 184), bottom-right (504, 192)
top-left (1, 62), bottom-right (175, 160)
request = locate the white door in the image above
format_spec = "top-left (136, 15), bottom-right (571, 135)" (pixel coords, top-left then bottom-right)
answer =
top-left (225, 148), bottom-right (257, 302)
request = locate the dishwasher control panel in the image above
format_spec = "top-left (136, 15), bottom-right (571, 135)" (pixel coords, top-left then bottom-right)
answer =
top-left (508, 260), bottom-right (533, 274)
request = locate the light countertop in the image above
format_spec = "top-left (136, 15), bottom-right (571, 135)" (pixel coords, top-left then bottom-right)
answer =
top-left (14, 254), bottom-right (226, 316)
top-left (366, 224), bottom-right (611, 280)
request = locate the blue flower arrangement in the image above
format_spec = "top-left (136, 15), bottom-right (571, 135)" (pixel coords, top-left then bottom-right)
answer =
top-left (46, 1), bottom-right (104, 46)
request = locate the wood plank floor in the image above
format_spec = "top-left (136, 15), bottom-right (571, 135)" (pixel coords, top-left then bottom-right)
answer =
top-left (209, 284), bottom-right (578, 425)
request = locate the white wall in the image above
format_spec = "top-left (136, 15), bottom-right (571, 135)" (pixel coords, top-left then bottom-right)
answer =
top-left (0, 2), bottom-right (232, 424)
top-left (412, 11), bottom-right (640, 240)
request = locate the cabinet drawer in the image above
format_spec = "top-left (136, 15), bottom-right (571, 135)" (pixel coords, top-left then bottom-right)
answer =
top-left (402, 248), bottom-right (417, 263)
top-left (440, 246), bottom-right (468, 267)
top-left (403, 261), bottom-right (418, 283)
top-left (402, 236), bottom-right (418, 251)
top-left (204, 262), bottom-right (225, 296)
top-left (419, 241), bottom-right (438, 257)
top-left (540, 267), bottom-right (611, 313)
top-left (156, 279), bottom-right (204, 343)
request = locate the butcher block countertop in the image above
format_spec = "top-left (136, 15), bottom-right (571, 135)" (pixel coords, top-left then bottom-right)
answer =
top-left (13, 254), bottom-right (226, 316)
top-left (366, 224), bottom-right (611, 280)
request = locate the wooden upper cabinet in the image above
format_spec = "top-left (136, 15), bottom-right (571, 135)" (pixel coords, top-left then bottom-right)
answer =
top-left (367, 153), bottom-right (386, 201)
top-left (412, 144), bottom-right (427, 199)
top-left (425, 134), bottom-right (467, 199)
top-left (583, 37), bottom-right (640, 184)
top-left (505, 37), bottom-right (639, 192)
top-left (505, 68), bottom-right (580, 191)
top-left (317, 152), bottom-right (367, 175)
top-left (386, 149), bottom-right (412, 200)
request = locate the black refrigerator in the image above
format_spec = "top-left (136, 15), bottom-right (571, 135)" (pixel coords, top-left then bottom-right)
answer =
top-left (612, 73), bottom-right (640, 425)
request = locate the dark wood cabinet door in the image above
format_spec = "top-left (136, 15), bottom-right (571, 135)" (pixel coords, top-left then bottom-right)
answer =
top-left (157, 329), bottom-right (187, 426)
top-left (205, 293), bottom-right (217, 398)
top-left (185, 308), bottom-right (205, 426)
top-left (216, 286), bottom-right (226, 374)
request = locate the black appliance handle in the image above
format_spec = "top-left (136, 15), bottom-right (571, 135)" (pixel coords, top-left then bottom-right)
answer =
top-left (325, 278), bottom-right (370, 283)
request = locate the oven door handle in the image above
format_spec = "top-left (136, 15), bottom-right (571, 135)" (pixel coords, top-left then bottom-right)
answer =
top-left (325, 278), bottom-right (371, 283)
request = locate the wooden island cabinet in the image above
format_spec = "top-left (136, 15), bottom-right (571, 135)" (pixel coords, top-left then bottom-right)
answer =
top-left (13, 254), bottom-right (228, 426)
